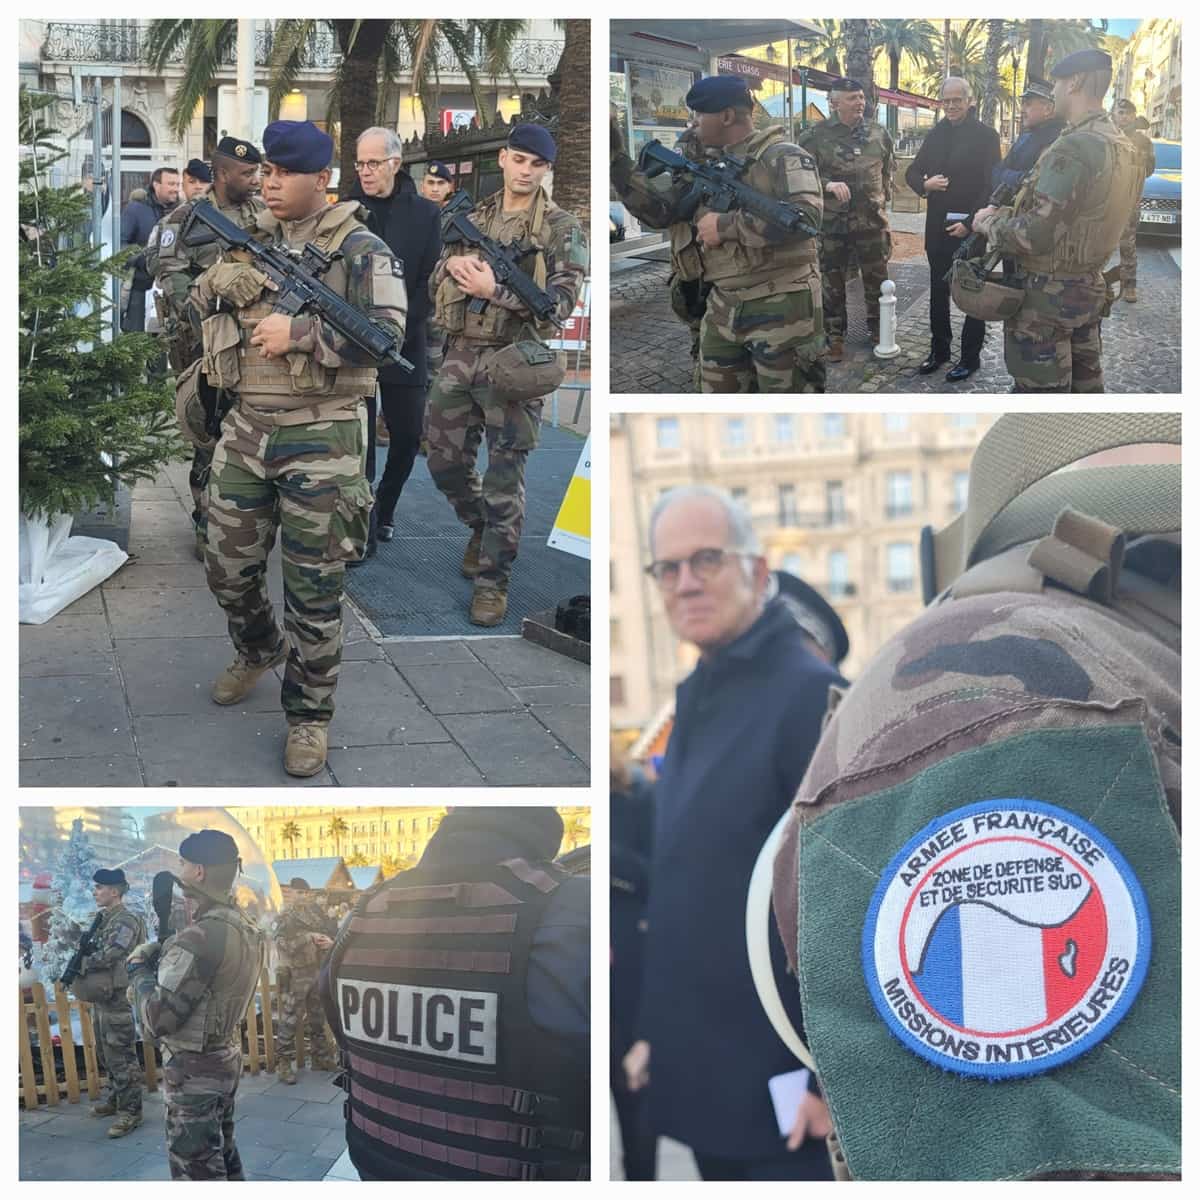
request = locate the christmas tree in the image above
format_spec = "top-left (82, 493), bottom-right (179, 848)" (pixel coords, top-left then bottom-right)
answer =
top-left (19, 87), bottom-right (182, 521)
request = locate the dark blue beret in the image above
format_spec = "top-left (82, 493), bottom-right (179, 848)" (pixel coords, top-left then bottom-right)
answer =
top-left (289, 878), bottom-right (311, 891)
top-left (773, 571), bottom-right (850, 665)
top-left (685, 75), bottom-right (754, 113)
top-left (179, 830), bottom-right (239, 866)
top-left (426, 161), bottom-right (453, 182)
top-left (1050, 50), bottom-right (1113, 78)
top-left (215, 136), bottom-right (262, 165)
top-left (93, 868), bottom-right (127, 886)
top-left (507, 123), bottom-right (556, 163)
top-left (184, 158), bottom-right (212, 182)
top-left (262, 120), bottom-right (334, 173)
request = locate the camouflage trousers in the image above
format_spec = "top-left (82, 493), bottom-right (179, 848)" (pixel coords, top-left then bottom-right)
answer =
top-left (94, 997), bottom-right (142, 1114)
top-left (274, 968), bottom-right (325, 1060)
top-left (190, 446), bottom-right (213, 537)
top-left (1004, 271), bottom-right (1108, 392)
top-left (1119, 204), bottom-right (1140, 288)
top-left (205, 403), bottom-right (372, 724)
top-left (819, 222), bottom-right (892, 338)
top-left (699, 280), bottom-right (825, 393)
top-left (162, 1044), bottom-right (245, 1181)
top-left (426, 340), bottom-right (542, 589)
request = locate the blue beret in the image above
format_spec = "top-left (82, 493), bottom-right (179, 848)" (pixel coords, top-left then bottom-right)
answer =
top-left (426, 161), bottom-right (453, 181)
top-left (179, 829), bottom-right (239, 866)
top-left (184, 158), bottom-right (212, 182)
top-left (507, 123), bottom-right (556, 163)
top-left (262, 121), bottom-right (334, 174)
top-left (1050, 49), bottom-right (1112, 78)
top-left (215, 136), bottom-right (261, 165)
top-left (685, 75), bottom-right (754, 113)
top-left (93, 868), bottom-right (127, 886)
top-left (773, 571), bottom-right (850, 665)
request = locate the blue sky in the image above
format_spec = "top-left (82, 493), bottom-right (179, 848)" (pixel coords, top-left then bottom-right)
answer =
top-left (1106, 20), bottom-right (1141, 39)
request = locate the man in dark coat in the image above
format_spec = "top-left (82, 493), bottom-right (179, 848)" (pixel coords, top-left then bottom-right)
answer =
top-left (120, 166), bottom-right (179, 332)
top-left (346, 126), bottom-right (442, 561)
top-left (991, 77), bottom-right (1067, 194)
top-left (905, 77), bottom-right (1000, 382)
top-left (624, 485), bottom-right (847, 1181)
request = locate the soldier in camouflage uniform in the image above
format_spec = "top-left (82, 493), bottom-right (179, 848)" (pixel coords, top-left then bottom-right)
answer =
top-left (75, 868), bottom-right (146, 1138)
top-left (272, 879), bottom-right (336, 1084)
top-left (147, 137), bottom-right (264, 560)
top-left (796, 78), bottom-right (894, 361)
top-left (128, 830), bottom-right (265, 1181)
top-left (1111, 100), bottom-right (1157, 304)
top-left (972, 51), bottom-right (1143, 392)
top-left (187, 120), bottom-right (406, 776)
top-left (611, 74), bottom-right (824, 394)
top-left (428, 123), bottom-right (587, 627)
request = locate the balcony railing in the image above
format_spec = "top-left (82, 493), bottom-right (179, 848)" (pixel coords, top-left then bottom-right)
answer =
top-left (760, 511), bottom-right (854, 531)
top-left (884, 503), bottom-right (915, 520)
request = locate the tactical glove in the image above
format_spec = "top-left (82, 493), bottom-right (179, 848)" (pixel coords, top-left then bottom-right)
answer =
top-left (205, 262), bottom-right (274, 308)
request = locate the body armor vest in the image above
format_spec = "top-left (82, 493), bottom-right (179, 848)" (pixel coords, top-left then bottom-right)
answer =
top-left (161, 903), bottom-right (264, 1057)
top-left (1018, 115), bottom-right (1143, 275)
top-left (74, 904), bottom-right (146, 1001)
top-left (324, 858), bottom-right (589, 1181)
top-left (669, 126), bottom-right (819, 292)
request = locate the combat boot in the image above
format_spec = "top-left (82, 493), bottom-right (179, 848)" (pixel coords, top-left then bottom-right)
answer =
top-left (470, 585), bottom-right (508, 628)
top-left (212, 646), bottom-right (286, 705)
top-left (827, 337), bottom-right (844, 363)
top-left (276, 1058), bottom-right (297, 1085)
top-left (1123, 286), bottom-right (1138, 303)
top-left (107, 1110), bottom-right (143, 1138)
top-left (284, 723), bottom-right (328, 777)
top-left (461, 525), bottom-right (485, 578)
top-left (90, 1100), bottom-right (117, 1118)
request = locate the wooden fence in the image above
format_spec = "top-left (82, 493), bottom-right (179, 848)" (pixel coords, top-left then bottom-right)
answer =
top-left (18, 970), bottom-right (330, 1110)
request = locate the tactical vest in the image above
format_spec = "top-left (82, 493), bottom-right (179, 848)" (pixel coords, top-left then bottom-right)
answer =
top-left (435, 189), bottom-right (557, 345)
top-left (670, 126), bottom-right (819, 294)
top-left (760, 412), bottom-right (1181, 1181)
top-left (1018, 114), bottom-right (1143, 274)
top-left (324, 858), bottom-right (589, 1181)
top-left (161, 903), bottom-right (264, 1057)
top-left (277, 902), bottom-right (329, 970)
top-left (74, 904), bottom-right (146, 1001)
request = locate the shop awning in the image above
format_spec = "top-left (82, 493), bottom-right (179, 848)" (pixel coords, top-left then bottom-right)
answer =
top-left (617, 19), bottom-right (823, 56)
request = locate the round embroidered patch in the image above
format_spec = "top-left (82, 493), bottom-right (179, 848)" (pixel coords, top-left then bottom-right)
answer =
top-left (861, 799), bottom-right (1151, 1079)
top-left (160, 229), bottom-right (176, 249)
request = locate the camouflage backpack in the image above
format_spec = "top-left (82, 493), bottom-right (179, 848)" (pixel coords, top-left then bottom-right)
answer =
top-left (754, 412), bottom-right (1181, 1180)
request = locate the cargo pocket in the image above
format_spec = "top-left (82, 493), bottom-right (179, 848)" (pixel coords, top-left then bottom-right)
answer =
top-left (326, 476), bottom-right (373, 562)
top-left (201, 312), bottom-right (242, 390)
top-left (496, 396), bottom-right (544, 452)
top-left (285, 350), bottom-right (332, 396)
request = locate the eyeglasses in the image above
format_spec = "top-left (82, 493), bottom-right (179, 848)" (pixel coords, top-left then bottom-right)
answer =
top-left (942, 97), bottom-right (969, 107)
top-left (644, 547), bottom-right (747, 588)
top-left (354, 157), bottom-right (399, 173)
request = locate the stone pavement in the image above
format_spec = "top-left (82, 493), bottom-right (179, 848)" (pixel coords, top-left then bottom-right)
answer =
top-left (611, 224), bottom-right (1181, 395)
top-left (610, 1100), bottom-right (699, 1181)
top-left (19, 461), bottom-right (590, 788)
top-left (19, 1065), bottom-right (349, 1181)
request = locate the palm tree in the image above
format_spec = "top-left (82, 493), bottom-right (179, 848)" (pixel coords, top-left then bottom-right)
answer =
top-left (796, 20), bottom-right (845, 76)
top-left (981, 20), bottom-right (1009, 129)
top-left (874, 20), bottom-right (939, 132)
top-left (552, 20), bottom-right (589, 222)
top-left (842, 20), bottom-right (876, 113)
top-left (344, 851), bottom-right (369, 867)
top-left (280, 821), bottom-right (302, 860)
top-left (327, 814), bottom-right (349, 859)
top-left (1025, 20), bottom-right (1049, 81)
top-left (924, 21), bottom-right (989, 109)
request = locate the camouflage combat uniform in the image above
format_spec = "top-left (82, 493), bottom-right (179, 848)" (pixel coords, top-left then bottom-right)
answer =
top-left (146, 192), bottom-right (265, 546)
top-left (273, 897), bottom-right (336, 1070)
top-left (78, 902), bottom-right (146, 1118)
top-left (190, 201), bottom-right (406, 724)
top-left (796, 116), bottom-right (894, 342)
top-left (612, 126), bottom-right (824, 393)
top-left (428, 188), bottom-right (586, 594)
top-left (1117, 121), bottom-right (1156, 291)
top-left (130, 883), bottom-right (264, 1180)
top-left (973, 110), bottom-right (1142, 391)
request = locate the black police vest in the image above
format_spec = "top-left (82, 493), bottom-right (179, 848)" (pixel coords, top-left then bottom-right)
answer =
top-left (324, 857), bottom-right (588, 1181)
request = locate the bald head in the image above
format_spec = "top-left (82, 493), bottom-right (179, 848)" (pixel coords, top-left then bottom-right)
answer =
top-left (942, 76), bottom-right (972, 124)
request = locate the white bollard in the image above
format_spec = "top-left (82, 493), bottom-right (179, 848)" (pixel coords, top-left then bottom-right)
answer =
top-left (874, 279), bottom-right (902, 359)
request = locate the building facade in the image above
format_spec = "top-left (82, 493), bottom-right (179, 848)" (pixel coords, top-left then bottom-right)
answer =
top-left (1113, 19), bottom-right (1182, 138)
top-left (20, 807), bottom-right (144, 870)
top-left (610, 411), bottom-right (997, 733)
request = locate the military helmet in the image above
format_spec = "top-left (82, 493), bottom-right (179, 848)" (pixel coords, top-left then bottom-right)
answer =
top-left (948, 255), bottom-right (1025, 322)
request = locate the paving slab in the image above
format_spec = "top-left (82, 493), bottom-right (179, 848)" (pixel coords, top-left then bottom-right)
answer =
top-left (439, 711), bottom-right (589, 786)
top-left (104, 586), bottom-right (229, 639)
top-left (19, 674), bottom-right (135, 760)
top-left (105, 561), bottom-right (208, 589)
top-left (235, 1142), bottom-right (284, 1173)
top-left (399, 661), bottom-right (520, 716)
top-left (258, 1075), bottom-right (342, 1104)
top-left (111, 1152), bottom-right (173, 1180)
top-left (326, 742), bottom-right (485, 788)
top-left (325, 661), bottom-right (449, 747)
top-left (20, 1131), bottom-right (143, 1179)
top-left (20, 614), bottom-right (115, 677)
top-left (232, 1093), bottom-right (307, 1122)
top-left (511, 682), bottom-right (591, 707)
top-left (259, 1149), bottom-right (341, 1180)
top-left (284, 1100), bottom-right (349, 1130)
top-left (232, 1114), bottom-right (310, 1152)
top-left (312, 1127), bottom-right (350, 1159)
top-left (124, 531), bottom-right (200, 565)
top-left (20, 755), bottom-right (144, 786)
top-left (381, 638), bottom-right (481, 667)
top-left (59, 589), bottom-right (106, 616)
top-left (467, 635), bottom-right (590, 687)
top-left (531, 703), bottom-right (591, 765)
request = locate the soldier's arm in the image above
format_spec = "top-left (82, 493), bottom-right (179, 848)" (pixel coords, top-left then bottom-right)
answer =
top-left (130, 922), bottom-right (221, 1039)
top-left (610, 148), bottom-right (696, 230)
top-left (287, 230), bottom-right (407, 368)
top-left (488, 216), bottom-right (588, 324)
top-left (714, 146), bottom-right (822, 248)
top-left (149, 216), bottom-right (195, 318)
top-left (978, 144), bottom-right (1089, 258)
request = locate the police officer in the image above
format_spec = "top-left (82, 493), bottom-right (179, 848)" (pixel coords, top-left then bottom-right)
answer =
top-left (990, 78), bottom-right (1066, 195)
top-left (180, 158), bottom-right (212, 202)
top-left (1111, 99), bottom-right (1157, 304)
top-left (796, 78), bottom-right (895, 361)
top-left (187, 120), bottom-right (407, 776)
top-left (318, 806), bottom-right (589, 1181)
top-left (611, 74), bottom-right (825, 393)
top-left (127, 830), bottom-right (265, 1180)
top-left (420, 161), bottom-right (456, 207)
top-left (972, 50), bottom-right (1142, 392)
top-left (771, 569), bottom-right (850, 668)
top-left (147, 136), bottom-right (263, 561)
top-left (273, 878), bottom-right (336, 1085)
top-left (76, 868), bottom-right (146, 1138)
top-left (427, 123), bottom-right (587, 627)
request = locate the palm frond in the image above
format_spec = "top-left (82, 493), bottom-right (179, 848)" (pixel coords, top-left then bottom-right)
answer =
top-left (165, 21), bottom-right (236, 140)
top-left (266, 19), bottom-right (319, 120)
top-left (439, 21), bottom-right (489, 119)
top-left (144, 20), bottom-right (193, 73)
top-left (408, 19), bottom-right (439, 102)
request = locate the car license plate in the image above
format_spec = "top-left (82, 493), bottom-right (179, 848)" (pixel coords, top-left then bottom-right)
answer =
top-left (1141, 211), bottom-right (1178, 224)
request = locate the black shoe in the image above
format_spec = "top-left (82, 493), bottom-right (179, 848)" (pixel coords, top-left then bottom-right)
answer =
top-left (378, 524), bottom-right (394, 543)
top-left (918, 353), bottom-right (949, 375)
top-left (945, 361), bottom-right (979, 383)
top-left (347, 539), bottom-right (377, 569)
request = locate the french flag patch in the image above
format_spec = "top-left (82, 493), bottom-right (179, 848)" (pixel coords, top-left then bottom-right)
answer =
top-left (862, 799), bottom-right (1150, 1079)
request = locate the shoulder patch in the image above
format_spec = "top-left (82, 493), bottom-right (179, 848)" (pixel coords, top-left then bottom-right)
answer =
top-left (159, 228), bottom-right (175, 250)
top-left (113, 923), bottom-right (136, 949)
top-left (862, 798), bottom-right (1151, 1080)
top-left (157, 943), bottom-right (197, 993)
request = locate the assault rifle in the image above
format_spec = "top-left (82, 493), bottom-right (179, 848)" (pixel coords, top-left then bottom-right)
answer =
top-left (440, 206), bottom-right (563, 327)
top-left (59, 911), bottom-right (105, 988)
top-left (439, 187), bottom-right (475, 233)
top-left (180, 200), bottom-right (414, 372)
top-left (637, 140), bottom-right (822, 240)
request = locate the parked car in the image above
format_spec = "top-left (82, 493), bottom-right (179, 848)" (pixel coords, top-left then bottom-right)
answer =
top-left (1138, 140), bottom-right (1181, 237)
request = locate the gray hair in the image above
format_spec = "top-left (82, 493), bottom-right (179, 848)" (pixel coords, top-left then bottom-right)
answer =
top-left (356, 126), bottom-right (403, 161)
top-left (648, 484), bottom-right (762, 558)
top-left (942, 75), bottom-right (972, 100)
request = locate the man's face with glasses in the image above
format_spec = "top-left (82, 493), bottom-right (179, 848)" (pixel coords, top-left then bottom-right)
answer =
top-left (647, 496), bottom-right (767, 654)
top-left (941, 82), bottom-right (971, 124)
top-left (355, 133), bottom-right (401, 198)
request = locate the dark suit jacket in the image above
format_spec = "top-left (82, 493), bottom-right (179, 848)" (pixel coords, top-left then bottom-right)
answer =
top-left (905, 113), bottom-right (1001, 247)
top-left (121, 195), bottom-right (171, 289)
top-left (991, 117), bottom-right (1067, 194)
top-left (637, 600), bottom-right (846, 1159)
